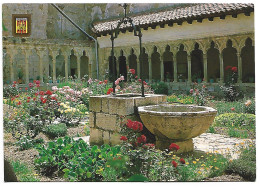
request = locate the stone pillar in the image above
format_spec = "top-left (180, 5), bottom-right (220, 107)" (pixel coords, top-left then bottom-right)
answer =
top-left (50, 50), bottom-right (59, 83)
top-left (219, 52), bottom-right (224, 83)
top-left (173, 53), bottom-right (178, 82)
top-left (237, 52), bottom-right (242, 83)
top-left (187, 53), bottom-right (192, 83)
top-left (137, 56), bottom-right (140, 78)
top-left (160, 55), bottom-right (164, 81)
top-left (36, 48), bottom-right (45, 83)
top-left (148, 55), bottom-right (152, 82)
top-left (75, 53), bottom-right (81, 80)
top-left (64, 53), bottom-right (69, 82)
top-left (22, 48), bottom-right (31, 84)
top-left (6, 47), bottom-right (16, 82)
top-left (203, 53), bottom-right (208, 82)
top-left (125, 55), bottom-right (130, 82)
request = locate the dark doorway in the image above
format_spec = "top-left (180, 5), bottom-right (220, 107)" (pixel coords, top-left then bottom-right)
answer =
top-left (119, 50), bottom-right (127, 81)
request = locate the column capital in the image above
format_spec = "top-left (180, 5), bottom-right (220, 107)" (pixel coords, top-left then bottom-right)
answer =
top-left (36, 47), bottom-right (47, 58)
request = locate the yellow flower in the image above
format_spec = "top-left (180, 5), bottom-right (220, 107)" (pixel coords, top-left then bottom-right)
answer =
top-left (186, 162), bottom-right (189, 165)
top-left (106, 165), bottom-right (110, 168)
top-left (200, 155), bottom-right (204, 158)
top-left (196, 159), bottom-right (199, 161)
top-left (215, 167), bottom-right (219, 170)
top-left (201, 164), bottom-right (206, 167)
top-left (209, 166), bottom-right (213, 169)
top-left (193, 161), bottom-right (197, 164)
top-left (197, 171), bottom-right (202, 174)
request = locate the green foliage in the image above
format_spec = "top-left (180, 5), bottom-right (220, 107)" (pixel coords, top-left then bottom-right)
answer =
top-left (226, 145), bottom-right (256, 181)
top-left (16, 136), bottom-right (44, 151)
top-left (43, 123), bottom-right (67, 139)
top-left (151, 82), bottom-right (168, 95)
top-left (34, 137), bottom-right (122, 181)
top-left (167, 94), bottom-right (194, 104)
top-left (128, 174), bottom-right (149, 182)
top-left (214, 98), bottom-right (255, 115)
top-left (212, 113), bottom-right (255, 131)
top-left (3, 85), bottom-right (19, 98)
top-left (11, 161), bottom-right (39, 182)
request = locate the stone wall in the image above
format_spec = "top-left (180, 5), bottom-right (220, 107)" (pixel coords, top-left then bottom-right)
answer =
top-left (89, 94), bottom-right (167, 146)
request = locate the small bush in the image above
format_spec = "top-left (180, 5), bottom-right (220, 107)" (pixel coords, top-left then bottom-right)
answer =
top-left (11, 161), bottom-right (39, 182)
top-left (44, 123), bottom-right (67, 139)
top-left (151, 82), bottom-right (168, 95)
top-left (16, 136), bottom-right (44, 151)
top-left (226, 144), bottom-right (256, 181)
top-left (212, 113), bottom-right (255, 131)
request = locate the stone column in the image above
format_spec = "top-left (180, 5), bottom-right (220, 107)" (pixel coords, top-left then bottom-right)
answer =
top-left (49, 50), bottom-right (59, 83)
top-left (219, 52), bottom-right (224, 83)
top-left (6, 47), bottom-right (16, 83)
top-left (137, 57), bottom-right (140, 78)
top-left (203, 53), bottom-right (208, 82)
top-left (237, 52), bottom-right (242, 83)
top-left (75, 52), bottom-right (81, 80)
top-left (22, 47), bottom-right (31, 84)
top-left (64, 53), bottom-right (69, 82)
top-left (160, 55), bottom-right (164, 81)
top-left (36, 47), bottom-right (46, 83)
top-left (187, 53), bottom-right (192, 83)
top-left (125, 55), bottom-right (130, 82)
top-left (173, 53), bottom-right (178, 82)
top-left (148, 55), bottom-right (152, 82)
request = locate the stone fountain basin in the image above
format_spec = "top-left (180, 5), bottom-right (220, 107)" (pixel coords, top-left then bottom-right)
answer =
top-left (138, 104), bottom-right (217, 141)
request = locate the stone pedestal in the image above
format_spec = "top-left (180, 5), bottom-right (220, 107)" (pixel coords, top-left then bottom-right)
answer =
top-left (89, 93), bottom-right (167, 146)
top-left (156, 138), bottom-right (194, 153)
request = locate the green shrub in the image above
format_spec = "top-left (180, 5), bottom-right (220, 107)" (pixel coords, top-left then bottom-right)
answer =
top-left (167, 94), bottom-right (194, 104)
top-left (16, 136), bottom-right (44, 151)
top-left (214, 98), bottom-right (255, 115)
top-left (226, 144), bottom-right (256, 181)
top-left (34, 137), bottom-right (122, 181)
top-left (11, 161), bottom-right (39, 182)
top-left (43, 123), bottom-right (67, 139)
top-left (151, 82), bottom-right (168, 95)
top-left (212, 113), bottom-right (255, 131)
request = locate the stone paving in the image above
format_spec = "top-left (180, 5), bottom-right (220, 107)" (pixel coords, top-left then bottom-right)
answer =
top-left (193, 133), bottom-right (255, 159)
top-left (74, 132), bottom-right (255, 160)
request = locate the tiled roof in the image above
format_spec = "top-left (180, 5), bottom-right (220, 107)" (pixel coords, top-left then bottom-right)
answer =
top-left (92, 3), bottom-right (254, 34)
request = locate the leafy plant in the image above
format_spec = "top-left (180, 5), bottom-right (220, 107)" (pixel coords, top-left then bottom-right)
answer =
top-left (11, 161), bottom-right (39, 182)
top-left (151, 82), bottom-right (168, 95)
top-left (226, 144), bottom-right (256, 181)
top-left (34, 137), bottom-right (122, 181)
top-left (43, 123), bottom-right (67, 139)
top-left (16, 136), bottom-right (44, 151)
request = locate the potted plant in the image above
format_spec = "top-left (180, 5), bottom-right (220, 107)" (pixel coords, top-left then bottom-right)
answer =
top-left (178, 74), bottom-right (183, 82)
top-left (165, 72), bottom-right (171, 82)
top-left (17, 69), bottom-right (24, 84)
top-left (57, 75), bottom-right (61, 83)
top-left (209, 77), bottom-right (214, 83)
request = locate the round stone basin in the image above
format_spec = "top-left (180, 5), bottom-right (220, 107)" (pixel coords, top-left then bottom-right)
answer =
top-left (138, 104), bottom-right (217, 152)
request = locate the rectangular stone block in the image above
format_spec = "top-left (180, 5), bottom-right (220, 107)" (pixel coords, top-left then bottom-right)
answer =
top-left (108, 97), bottom-right (134, 115)
top-left (110, 132), bottom-right (122, 146)
top-left (101, 97), bottom-right (109, 113)
top-left (89, 112), bottom-right (95, 128)
top-left (89, 128), bottom-right (103, 145)
top-left (134, 96), bottom-right (158, 108)
top-left (103, 131), bottom-right (110, 145)
top-left (96, 113), bottom-right (120, 131)
top-left (89, 96), bottom-right (102, 112)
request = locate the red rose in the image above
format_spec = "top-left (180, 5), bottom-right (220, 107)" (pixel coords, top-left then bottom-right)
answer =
top-left (27, 97), bottom-right (31, 99)
top-left (45, 90), bottom-right (52, 96)
top-left (137, 135), bottom-right (146, 144)
top-left (126, 119), bottom-right (134, 129)
top-left (41, 98), bottom-right (47, 104)
top-left (129, 69), bottom-right (135, 75)
top-left (143, 143), bottom-right (155, 149)
top-left (36, 80), bottom-right (40, 84)
top-left (225, 66), bottom-right (232, 71)
top-left (231, 67), bottom-right (237, 73)
top-left (11, 97), bottom-right (15, 101)
top-left (202, 85), bottom-right (206, 88)
top-left (107, 88), bottom-right (113, 95)
top-left (12, 84), bottom-right (16, 87)
top-left (171, 160), bottom-right (178, 168)
top-left (169, 143), bottom-right (180, 151)
top-left (99, 81), bottom-right (103, 84)
top-left (33, 97), bottom-right (36, 101)
top-left (120, 136), bottom-right (128, 141)
top-left (104, 80), bottom-right (108, 84)
top-left (25, 87), bottom-right (28, 90)
top-left (29, 83), bottom-right (34, 88)
top-left (180, 158), bottom-right (185, 164)
top-left (190, 89), bottom-right (194, 94)
top-left (39, 91), bottom-right (45, 96)
top-left (17, 101), bottom-right (22, 105)
top-left (27, 99), bottom-right (30, 103)
top-left (143, 81), bottom-right (147, 85)
top-left (36, 84), bottom-right (40, 88)
top-left (13, 81), bottom-right (17, 84)
top-left (51, 97), bottom-right (57, 101)
top-left (231, 107), bottom-right (235, 111)
top-left (33, 80), bottom-right (36, 84)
